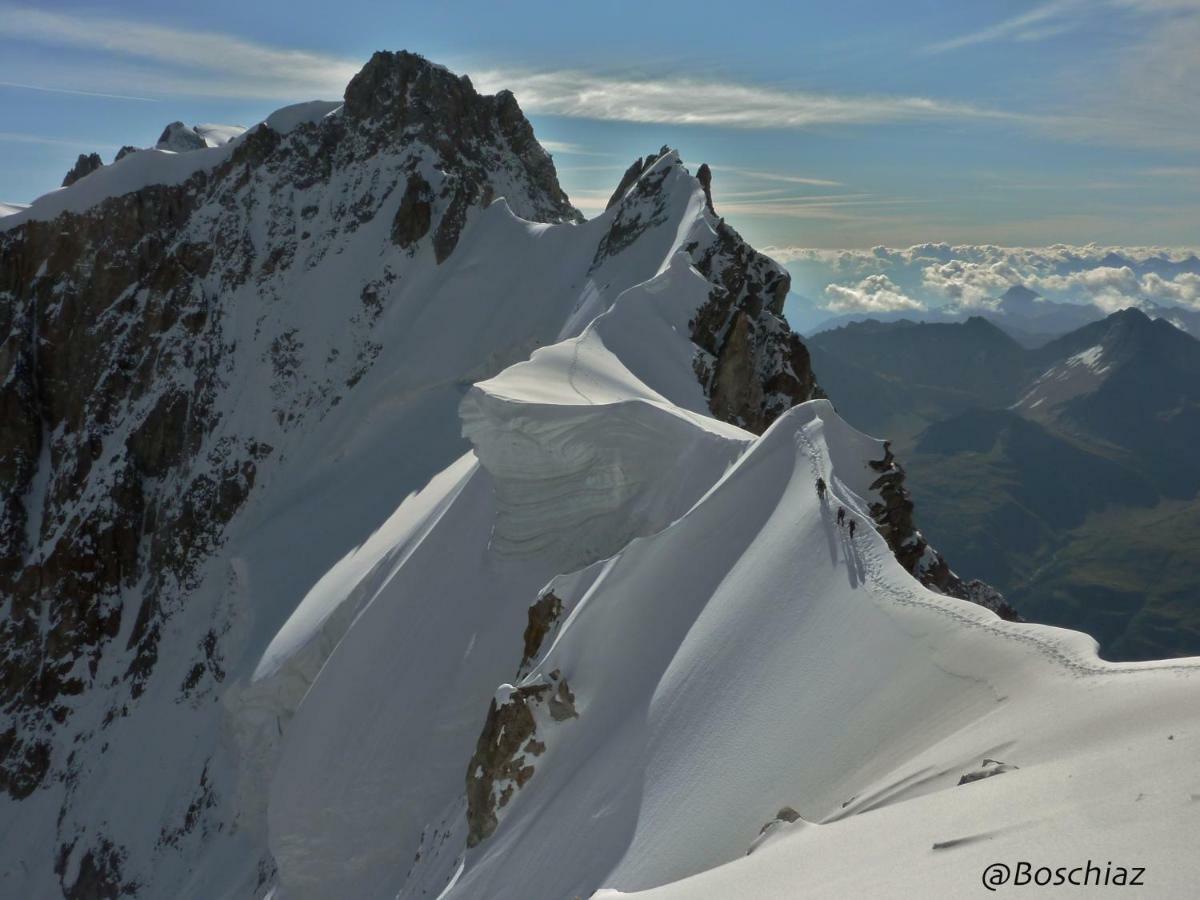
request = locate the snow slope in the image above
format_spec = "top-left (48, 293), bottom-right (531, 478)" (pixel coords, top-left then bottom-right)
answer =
top-left (263, 256), bottom-right (753, 899)
top-left (445, 397), bottom-right (1199, 899)
top-left (262, 260), bottom-right (1200, 898)
top-left (0, 106), bottom-right (337, 232)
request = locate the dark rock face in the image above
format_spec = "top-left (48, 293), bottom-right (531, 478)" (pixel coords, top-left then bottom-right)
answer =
top-left (518, 591), bottom-right (563, 677)
top-left (747, 805), bottom-right (805, 855)
top-left (391, 173), bottom-right (434, 249)
top-left (695, 163), bottom-right (715, 215)
top-left (592, 149), bottom-right (824, 435)
top-left (0, 184), bottom-right (240, 804)
top-left (605, 153), bottom-right (657, 211)
top-left (685, 164), bottom-right (823, 434)
top-left (55, 835), bottom-right (138, 899)
top-left (868, 442), bottom-right (1021, 621)
top-left (463, 668), bottom-right (575, 848)
top-left (114, 146), bottom-right (139, 163)
top-left (61, 153), bottom-right (103, 188)
top-left (344, 50), bottom-right (580, 262)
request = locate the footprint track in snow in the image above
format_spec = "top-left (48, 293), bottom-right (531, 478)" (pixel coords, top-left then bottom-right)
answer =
top-left (792, 418), bottom-right (1198, 681)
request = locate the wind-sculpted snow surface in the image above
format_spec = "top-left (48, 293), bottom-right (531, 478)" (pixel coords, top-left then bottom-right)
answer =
top-left (266, 256), bottom-right (1199, 899)
top-left (461, 255), bottom-right (749, 569)
top-left (266, 256), bottom-right (753, 898)
top-left (271, 326), bottom-right (1200, 900)
top-left (363, 386), bottom-right (1200, 900)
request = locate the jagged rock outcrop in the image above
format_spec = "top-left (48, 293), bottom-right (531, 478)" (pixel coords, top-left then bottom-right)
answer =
top-left (595, 149), bottom-right (823, 434)
top-left (518, 591), bottom-right (563, 678)
top-left (696, 163), bottom-right (715, 215)
top-left (685, 164), bottom-right (823, 434)
top-left (343, 50), bottom-right (580, 262)
top-left (114, 146), bottom-right (139, 163)
top-left (605, 153), bottom-right (658, 211)
top-left (868, 442), bottom-right (1021, 621)
top-left (60, 153), bottom-right (102, 187)
top-left (464, 669), bottom-right (576, 848)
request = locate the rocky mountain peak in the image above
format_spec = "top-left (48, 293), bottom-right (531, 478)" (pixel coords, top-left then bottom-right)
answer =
top-left (156, 121), bottom-right (208, 152)
top-left (590, 146), bottom-right (822, 432)
top-left (999, 284), bottom-right (1039, 310)
top-left (342, 50), bottom-right (580, 230)
top-left (1039, 305), bottom-right (1174, 369)
top-left (1107, 305), bottom-right (1152, 329)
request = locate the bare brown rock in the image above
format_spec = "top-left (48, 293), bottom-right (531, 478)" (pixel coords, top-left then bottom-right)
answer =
top-left (518, 591), bottom-right (563, 676)
top-left (61, 153), bottom-right (103, 188)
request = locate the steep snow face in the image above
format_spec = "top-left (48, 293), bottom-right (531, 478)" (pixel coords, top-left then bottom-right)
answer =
top-left (266, 303), bottom-right (1200, 900)
top-left (265, 254), bottom-right (754, 899)
top-left (0, 201), bottom-right (28, 217)
top-left (432, 398), bottom-right (1200, 900)
top-left (0, 52), bottom-right (821, 900)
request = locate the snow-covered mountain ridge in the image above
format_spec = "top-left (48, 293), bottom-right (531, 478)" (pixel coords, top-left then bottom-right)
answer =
top-left (0, 50), bottom-right (820, 897)
top-left (1, 50), bottom-right (1196, 900)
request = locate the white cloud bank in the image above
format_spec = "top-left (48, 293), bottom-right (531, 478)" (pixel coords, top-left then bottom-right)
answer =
top-left (777, 244), bottom-right (1200, 312)
top-left (822, 274), bottom-right (926, 313)
top-left (0, 6), bottom-right (359, 100)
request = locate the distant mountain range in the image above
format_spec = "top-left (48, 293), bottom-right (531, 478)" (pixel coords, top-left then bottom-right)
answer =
top-left (803, 284), bottom-right (1200, 348)
top-left (809, 307), bottom-right (1200, 660)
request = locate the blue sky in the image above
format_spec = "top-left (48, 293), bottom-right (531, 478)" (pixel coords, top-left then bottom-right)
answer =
top-left (2, 0), bottom-right (1199, 256)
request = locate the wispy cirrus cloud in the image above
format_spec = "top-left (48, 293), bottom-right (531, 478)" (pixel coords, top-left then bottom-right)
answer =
top-left (921, 0), bottom-right (1200, 53)
top-left (924, 0), bottom-right (1088, 53)
top-left (0, 80), bottom-right (158, 102)
top-left (710, 166), bottom-right (842, 187)
top-left (472, 67), bottom-right (1026, 129)
top-left (0, 4), bottom-right (357, 99)
top-left (922, 0), bottom-right (1200, 149)
top-left (1144, 166), bottom-right (1200, 180)
top-left (0, 3), bottom-right (1031, 132)
top-left (0, 130), bottom-right (119, 150)
top-left (537, 141), bottom-right (617, 158)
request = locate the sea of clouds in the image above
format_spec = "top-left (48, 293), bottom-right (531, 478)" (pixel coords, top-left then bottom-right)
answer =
top-left (773, 244), bottom-right (1200, 319)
